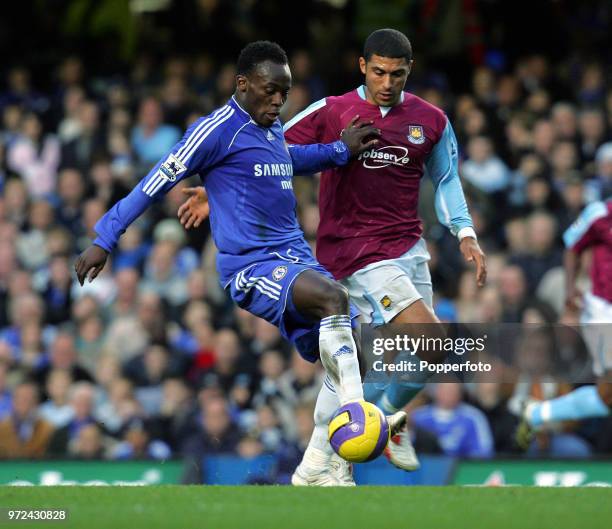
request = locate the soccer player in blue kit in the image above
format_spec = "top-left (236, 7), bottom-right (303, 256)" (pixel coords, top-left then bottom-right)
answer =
top-left (75, 41), bottom-right (405, 485)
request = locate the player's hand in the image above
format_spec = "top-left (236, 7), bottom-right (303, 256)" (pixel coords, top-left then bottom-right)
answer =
top-left (459, 237), bottom-right (487, 287)
top-left (340, 115), bottom-right (380, 156)
top-left (565, 285), bottom-right (583, 312)
top-left (178, 186), bottom-right (210, 229)
top-left (74, 245), bottom-right (109, 286)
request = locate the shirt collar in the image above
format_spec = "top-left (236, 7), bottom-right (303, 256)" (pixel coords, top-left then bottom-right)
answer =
top-left (229, 95), bottom-right (281, 130)
top-left (356, 85), bottom-right (405, 105)
top-left (230, 95), bottom-right (253, 123)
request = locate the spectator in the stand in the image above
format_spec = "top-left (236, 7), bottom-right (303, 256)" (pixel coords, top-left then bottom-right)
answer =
top-left (55, 168), bottom-right (86, 236)
top-left (131, 97), bottom-right (180, 166)
top-left (253, 350), bottom-right (286, 406)
top-left (48, 382), bottom-right (99, 457)
top-left (94, 376), bottom-right (135, 434)
top-left (108, 268), bottom-right (140, 320)
top-left (461, 136), bottom-right (510, 193)
top-left (69, 423), bottom-right (106, 459)
top-left (16, 321), bottom-right (45, 373)
top-left (181, 396), bottom-right (242, 483)
top-left (7, 112), bottom-right (60, 198)
top-left (277, 350), bottom-right (323, 407)
top-left (290, 50), bottom-right (325, 101)
top-left (124, 342), bottom-right (183, 400)
top-left (213, 63), bottom-right (237, 106)
top-left (0, 381), bottom-right (54, 459)
top-left (160, 76), bottom-right (194, 128)
top-left (1, 292), bottom-right (46, 360)
top-left (3, 179), bottom-right (28, 229)
top-left (509, 210), bottom-right (562, 291)
top-left (88, 157), bottom-right (129, 210)
top-left (103, 290), bottom-right (165, 362)
top-left (110, 417), bottom-right (171, 460)
top-left (34, 330), bottom-right (93, 389)
top-left (0, 66), bottom-right (48, 115)
top-left (412, 383), bottom-right (494, 458)
top-left (549, 141), bottom-right (578, 188)
top-left (579, 63), bottom-right (606, 106)
top-left (532, 119), bottom-right (555, 158)
top-left (149, 378), bottom-right (196, 451)
top-left (60, 100), bottom-right (106, 173)
top-left (523, 175), bottom-right (562, 215)
top-left (198, 329), bottom-right (256, 401)
top-left (498, 264), bottom-right (528, 322)
top-left (16, 199), bottom-right (55, 271)
top-left (470, 382), bottom-right (519, 454)
top-left (2, 104), bottom-right (23, 148)
top-left (42, 255), bottom-right (73, 325)
top-left (39, 368), bottom-right (74, 428)
top-left (141, 239), bottom-right (189, 308)
top-left (250, 317), bottom-right (285, 356)
top-left (74, 314), bottom-right (105, 374)
top-left (551, 102), bottom-right (578, 143)
top-left (57, 86), bottom-right (85, 143)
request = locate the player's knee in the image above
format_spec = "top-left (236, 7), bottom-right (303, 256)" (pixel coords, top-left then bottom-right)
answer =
top-left (317, 282), bottom-right (350, 317)
top-left (597, 381), bottom-right (612, 407)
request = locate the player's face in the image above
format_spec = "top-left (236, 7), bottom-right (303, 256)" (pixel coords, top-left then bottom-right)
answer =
top-left (359, 54), bottom-right (412, 107)
top-left (237, 61), bottom-right (291, 128)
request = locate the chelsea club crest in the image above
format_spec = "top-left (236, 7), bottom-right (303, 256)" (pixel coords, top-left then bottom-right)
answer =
top-left (272, 265), bottom-right (288, 281)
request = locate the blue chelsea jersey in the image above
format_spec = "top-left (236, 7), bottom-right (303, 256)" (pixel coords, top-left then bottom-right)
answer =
top-left (93, 96), bottom-right (350, 286)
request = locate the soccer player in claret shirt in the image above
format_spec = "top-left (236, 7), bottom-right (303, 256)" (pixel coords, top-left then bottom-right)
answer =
top-left (516, 199), bottom-right (612, 447)
top-left (74, 41), bottom-right (407, 486)
top-left (179, 30), bottom-right (486, 485)
top-left (283, 28), bottom-right (486, 482)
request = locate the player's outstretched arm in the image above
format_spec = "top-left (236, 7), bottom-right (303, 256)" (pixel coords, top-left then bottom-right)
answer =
top-left (427, 119), bottom-right (486, 286)
top-left (75, 111), bottom-right (225, 284)
top-left (287, 116), bottom-right (380, 174)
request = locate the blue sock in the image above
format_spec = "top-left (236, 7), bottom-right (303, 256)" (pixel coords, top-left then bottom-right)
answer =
top-left (530, 386), bottom-right (610, 427)
top-left (363, 382), bottom-right (387, 404)
top-left (376, 381), bottom-right (425, 414)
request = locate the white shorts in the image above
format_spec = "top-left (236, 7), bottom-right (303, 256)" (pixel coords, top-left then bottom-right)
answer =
top-left (340, 238), bottom-right (432, 327)
top-left (580, 292), bottom-right (612, 376)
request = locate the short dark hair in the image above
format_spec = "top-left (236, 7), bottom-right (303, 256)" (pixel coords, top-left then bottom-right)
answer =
top-left (363, 29), bottom-right (412, 62)
top-left (237, 41), bottom-right (288, 76)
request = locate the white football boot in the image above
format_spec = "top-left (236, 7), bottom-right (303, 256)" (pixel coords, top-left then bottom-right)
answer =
top-left (387, 410), bottom-right (408, 436)
top-left (384, 428), bottom-right (420, 471)
top-left (384, 410), bottom-right (420, 471)
top-left (329, 453), bottom-right (356, 486)
top-left (291, 465), bottom-right (340, 486)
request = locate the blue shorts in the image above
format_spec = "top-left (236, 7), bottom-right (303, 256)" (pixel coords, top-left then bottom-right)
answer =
top-left (228, 260), bottom-right (359, 362)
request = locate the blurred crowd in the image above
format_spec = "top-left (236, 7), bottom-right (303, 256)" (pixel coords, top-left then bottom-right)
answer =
top-left (0, 46), bottom-right (612, 482)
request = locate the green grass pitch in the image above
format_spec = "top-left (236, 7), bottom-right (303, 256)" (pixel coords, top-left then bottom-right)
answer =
top-left (1, 486), bottom-right (609, 529)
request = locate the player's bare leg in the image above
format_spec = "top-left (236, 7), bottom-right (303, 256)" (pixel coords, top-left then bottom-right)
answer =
top-left (290, 271), bottom-right (364, 486)
top-left (375, 300), bottom-right (446, 471)
top-left (290, 271), bottom-right (407, 485)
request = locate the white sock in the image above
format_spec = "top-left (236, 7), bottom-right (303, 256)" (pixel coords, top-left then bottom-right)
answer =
top-left (318, 315), bottom-right (364, 404)
top-left (300, 375), bottom-right (340, 472)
